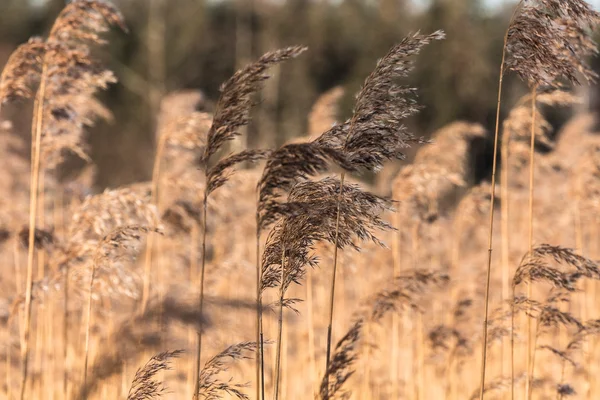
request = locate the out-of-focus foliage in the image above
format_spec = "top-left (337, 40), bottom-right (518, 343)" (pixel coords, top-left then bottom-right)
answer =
top-left (0, 0), bottom-right (595, 188)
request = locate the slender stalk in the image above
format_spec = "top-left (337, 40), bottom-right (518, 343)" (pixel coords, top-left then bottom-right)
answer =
top-left (141, 133), bottom-right (168, 312)
top-left (324, 172), bottom-right (346, 392)
top-left (411, 222), bottom-right (421, 400)
top-left (273, 245), bottom-right (286, 400)
top-left (479, 4), bottom-right (522, 397)
top-left (260, 332), bottom-right (265, 400)
top-left (187, 223), bottom-right (199, 398)
top-left (511, 285), bottom-right (516, 400)
top-left (193, 193), bottom-right (208, 399)
top-left (306, 267), bottom-right (317, 396)
top-left (82, 257), bottom-right (99, 397)
top-left (255, 213), bottom-right (264, 400)
top-left (500, 118), bottom-right (511, 378)
top-left (63, 262), bottom-right (69, 399)
top-left (478, 44), bottom-right (505, 400)
top-left (391, 207), bottom-right (401, 399)
top-left (20, 61), bottom-right (48, 400)
top-left (6, 326), bottom-right (11, 399)
top-left (525, 86), bottom-right (537, 400)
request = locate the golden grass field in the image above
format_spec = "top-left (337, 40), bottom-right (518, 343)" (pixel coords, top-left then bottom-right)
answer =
top-left (0, 1), bottom-right (600, 399)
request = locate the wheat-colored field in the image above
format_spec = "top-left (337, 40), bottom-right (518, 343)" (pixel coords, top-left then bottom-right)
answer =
top-left (1, 1), bottom-right (599, 400)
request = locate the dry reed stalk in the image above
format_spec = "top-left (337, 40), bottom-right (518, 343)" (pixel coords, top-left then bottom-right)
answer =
top-left (9, 2), bottom-right (126, 396)
top-left (306, 266), bottom-right (317, 396)
top-left (259, 177), bottom-right (392, 400)
top-left (20, 61), bottom-right (47, 400)
top-left (525, 85), bottom-right (538, 400)
top-left (193, 46), bottom-right (306, 399)
top-left (390, 205), bottom-right (402, 399)
top-left (273, 245), bottom-right (286, 400)
top-left (485, 1), bottom-right (600, 397)
top-left (255, 211), bottom-right (265, 400)
top-left (500, 115), bottom-right (511, 378)
top-left (322, 32), bottom-right (444, 393)
top-left (62, 250), bottom-right (70, 399)
top-left (479, 6), bottom-right (523, 399)
top-left (141, 101), bottom-right (211, 312)
top-left (256, 138), bottom-right (355, 399)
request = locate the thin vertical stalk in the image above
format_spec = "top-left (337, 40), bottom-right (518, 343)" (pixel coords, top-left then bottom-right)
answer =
top-left (324, 172), bottom-right (346, 389)
top-left (501, 121), bottom-right (511, 378)
top-left (82, 257), bottom-right (98, 398)
top-left (141, 133), bottom-right (168, 312)
top-left (511, 284), bottom-right (516, 400)
top-left (479, 4), bottom-right (526, 399)
top-left (479, 54), bottom-right (504, 400)
top-left (391, 207), bottom-right (401, 399)
top-left (6, 329), bottom-right (11, 399)
top-left (273, 246), bottom-right (286, 400)
top-left (63, 262), bottom-right (69, 399)
top-left (187, 223), bottom-right (199, 398)
top-left (141, 0), bottom-right (166, 314)
top-left (525, 86), bottom-right (537, 400)
top-left (479, 3), bottom-right (523, 395)
top-left (411, 222), bottom-right (421, 400)
top-left (306, 267), bottom-right (317, 396)
top-left (20, 61), bottom-right (48, 400)
top-left (34, 173), bottom-right (46, 398)
top-left (255, 213), bottom-right (264, 400)
top-left (193, 193), bottom-right (208, 399)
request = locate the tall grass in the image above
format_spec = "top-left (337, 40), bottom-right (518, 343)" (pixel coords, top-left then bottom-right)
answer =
top-left (1, 1), bottom-right (600, 399)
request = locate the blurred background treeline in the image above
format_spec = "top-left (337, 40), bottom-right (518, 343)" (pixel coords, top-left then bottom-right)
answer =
top-left (0, 0), bottom-right (598, 188)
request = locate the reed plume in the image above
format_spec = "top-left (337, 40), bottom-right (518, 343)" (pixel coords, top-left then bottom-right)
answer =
top-left (197, 342), bottom-right (257, 400)
top-left (318, 31), bottom-right (444, 392)
top-left (255, 131), bottom-right (356, 399)
top-left (482, 2), bottom-right (599, 396)
top-left (126, 350), bottom-right (183, 400)
top-left (511, 244), bottom-right (599, 399)
top-left (14, 2), bottom-right (126, 398)
top-left (260, 177), bottom-right (392, 399)
top-left (193, 45), bottom-right (306, 400)
top-left (140, 92), bottom-right (211, 313)
top-left (83, 225), bottom-right (159, 396)
top-left (0, 38), bottom-right (45, 107)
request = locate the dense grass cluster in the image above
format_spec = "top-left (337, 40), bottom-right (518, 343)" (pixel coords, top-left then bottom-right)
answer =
top-left (0, 0), bottom-right (599, 399)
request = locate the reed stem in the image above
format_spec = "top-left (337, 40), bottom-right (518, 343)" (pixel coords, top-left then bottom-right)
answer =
top-left (324, 172), bottom-right (346, 393)
top-left (141, 133), bottom-right (167, 313)
top-left (82, 257), bottom-right (98, 398)
top-left (255, 215), bottom-right (264, 400)
top-left (273, 245), bottom-right (286, 400)
top-left (525, 86), bottom-right (538, 400)
top-left (479, 5), bottom-right (523, 398)
top-left (20, 61), bottom-right (48, 400)
top-left (193, 193), bottom-right (208, 399)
